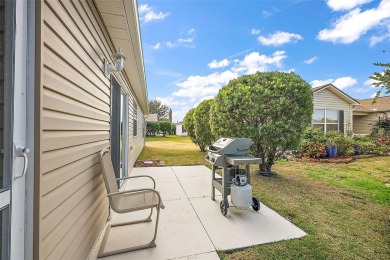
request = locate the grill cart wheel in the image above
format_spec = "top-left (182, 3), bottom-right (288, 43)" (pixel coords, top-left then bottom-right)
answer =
top-left (220, 200), bottom-right (228, 216)
top-left (252, 197), bottom-right (260, 212)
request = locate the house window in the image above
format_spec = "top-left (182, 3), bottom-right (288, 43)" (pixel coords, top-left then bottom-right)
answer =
top-left (312, 109), bottom-right (344, 133)
top-left (110, 77), bottom-right (129, 180)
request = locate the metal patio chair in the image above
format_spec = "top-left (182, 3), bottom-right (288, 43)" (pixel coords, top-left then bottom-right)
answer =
top-left (98, 147), bottom-right (165, 258)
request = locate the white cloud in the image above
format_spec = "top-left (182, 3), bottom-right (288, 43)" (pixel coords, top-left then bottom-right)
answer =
top-left (138, 4), bottom-right (170, 23)
top-left (261, 10), bottom-right (272, 18)
top-left (173, 70), bottom-right (239, 98)
top-left (208, 59), bottom-right (230, 69)
top-left (369, 23), bottom-right (390, 46)
top-left (326, 0), bottom-right (374, 11)
top-left (310, 76), bottom-right (357, 90)
top-left (138, 4), bottom-right (152, 13)
top-left (251, 29), bottom-right (261, 35)
top-left (178, 38), bottom-right (193, 43)
top-left (151, 42), bottom-right (161, 50)
top-left (164, 29), bottom-right (196, 49)
top-left (318, 0), bottom-right (390, 44)
top-left (369, 33), bottom-right (390, 46)
top-left (232, 50), bottom-right (287, 74)
top-left (257, 31), bottom-right (303, 46)
top-left (304, 56), bottom-right (317, 64)
top-left (159, 50), bottom-right (289, 122)
top-left (166, 41), bottom-right (176, 48)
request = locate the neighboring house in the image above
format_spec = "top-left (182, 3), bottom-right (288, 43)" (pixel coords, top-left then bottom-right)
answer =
top-left (1, 1), bottom-right (148, 259)
top-left (176, 122), bottom-right (188, 136)
top-left (353, 96), bottom-right (390, 135)
top-left (146, 113), bottom-right (158, 122)
top-left (312, 84), bottom-right (360, 134)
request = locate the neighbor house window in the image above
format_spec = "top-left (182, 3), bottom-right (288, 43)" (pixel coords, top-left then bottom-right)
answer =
top-left (312, 109), bottom-right (344, 133)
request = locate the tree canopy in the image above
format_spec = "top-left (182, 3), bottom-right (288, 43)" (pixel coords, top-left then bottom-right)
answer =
top-left (370, 62), bottom-right (390, 97)
top-left (193, 99), bottom-right (215, 152)
top-left (158, 121), bottom-right (172, 137)
top-left (146, 121), bottom-right (159, 136)
top-left (183, 108), bottom-right (197, 145)
top-left (210, 71), bottom-right (313, 172)
top-left (149, 99), bottom-right (170, 120)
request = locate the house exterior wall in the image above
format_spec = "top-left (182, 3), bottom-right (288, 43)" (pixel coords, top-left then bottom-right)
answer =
top-left (38, 1), bottom-right (146, 259)
top-left (176, 124), bottom-right (188, 136)
top-left (313, 89), bottom-right (352, 133)
top-left (353, 113), bottom-right (383, 135)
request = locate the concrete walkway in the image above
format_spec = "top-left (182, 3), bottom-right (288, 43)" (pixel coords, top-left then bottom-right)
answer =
top-left (89, 166), bottom-right (306, 260)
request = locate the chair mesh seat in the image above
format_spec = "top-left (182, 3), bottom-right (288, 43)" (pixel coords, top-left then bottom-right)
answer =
top-left (112, 191), bottom-right (162, 213)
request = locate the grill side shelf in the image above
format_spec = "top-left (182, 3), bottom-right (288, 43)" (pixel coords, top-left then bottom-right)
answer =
top-left (225, 155), bottom-right (262, 166)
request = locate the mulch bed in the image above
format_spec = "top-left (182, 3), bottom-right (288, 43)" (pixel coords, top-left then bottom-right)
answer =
top-left (290, 154), bottom-right (379, 164)
top-left (134, 160), bottom-right (165, 167)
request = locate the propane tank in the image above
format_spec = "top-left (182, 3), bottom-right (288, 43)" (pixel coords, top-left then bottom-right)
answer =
top-left (231, 183), bottom-right (253, 210)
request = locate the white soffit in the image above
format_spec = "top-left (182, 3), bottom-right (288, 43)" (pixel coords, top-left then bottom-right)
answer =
top-left (94, 0), bottom-right (148, 114)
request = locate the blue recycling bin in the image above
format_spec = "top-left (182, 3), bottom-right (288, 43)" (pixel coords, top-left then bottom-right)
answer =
top-left (326, 145), bottom-right (338, 158)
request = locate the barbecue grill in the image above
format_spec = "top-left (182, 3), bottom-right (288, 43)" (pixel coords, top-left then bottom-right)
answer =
top-left (205, 137), bottom-right (262, 216)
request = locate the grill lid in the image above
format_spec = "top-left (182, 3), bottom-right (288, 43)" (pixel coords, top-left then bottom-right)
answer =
top-left (208, 137), bottom-right (253, 155)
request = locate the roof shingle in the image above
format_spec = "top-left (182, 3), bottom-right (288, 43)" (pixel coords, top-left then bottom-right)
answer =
top-left (355, 96), bottom-right (390, 112)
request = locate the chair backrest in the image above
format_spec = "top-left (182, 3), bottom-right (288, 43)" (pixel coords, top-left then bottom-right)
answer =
top-left (99, 148), bottom-right (119, 196)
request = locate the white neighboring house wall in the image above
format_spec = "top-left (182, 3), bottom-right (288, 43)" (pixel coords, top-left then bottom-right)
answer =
top-left (176, 123), bottom-right (188, 136)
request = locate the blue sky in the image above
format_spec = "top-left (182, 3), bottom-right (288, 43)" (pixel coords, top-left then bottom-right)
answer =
top-left (138, 0), bottom-right (390, 122)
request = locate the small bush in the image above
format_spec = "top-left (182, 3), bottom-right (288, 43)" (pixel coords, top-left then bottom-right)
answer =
top-left (325, 131), bottom-right (354, 156)
top-left (300, 141), bottom-right (327, 158)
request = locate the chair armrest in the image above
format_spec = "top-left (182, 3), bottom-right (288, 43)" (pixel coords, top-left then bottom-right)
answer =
top-left (107, 188), bottom-right (164, 209)
top-left (117, 175), bottom-right (156, 189)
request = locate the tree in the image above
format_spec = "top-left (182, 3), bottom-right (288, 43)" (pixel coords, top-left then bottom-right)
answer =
top-left (149, 99), bottom-right (170, 120)
top-left (193, 99), bottom-right (215, 151)
top-left (183, 108), bottom-right (197, 145)
top-left (158, 121), bottom-right (171, 137)
top-left (170, 123), bottom-right (176, 135)
top-left (146, 121), bottom-right (159, 136)
top-left (369, 62), bottom-right (390, 98)
top-left (210, 72), bottom-right (313, 173)
top-left (169, 109), bottom-right (172, 123)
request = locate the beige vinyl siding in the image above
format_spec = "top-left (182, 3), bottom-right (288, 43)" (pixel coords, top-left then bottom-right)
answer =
top-left (313, 89), bottom-right (352, 133)
top-left (39, 0), bottom-right (120, 259)
top-left (353, 113), bottom-right (383, 135)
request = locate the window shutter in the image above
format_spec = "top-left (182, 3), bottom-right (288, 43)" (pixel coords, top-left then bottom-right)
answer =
top-left (339, 110), bottom-right (344, 133)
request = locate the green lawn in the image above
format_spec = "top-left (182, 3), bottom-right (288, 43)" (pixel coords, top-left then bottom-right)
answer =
top-left (137, 136), bottom-right (390, 259)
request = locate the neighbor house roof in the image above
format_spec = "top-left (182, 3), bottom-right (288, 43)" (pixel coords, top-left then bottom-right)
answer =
top-left (311, 84), bottom-right (360, 105)
top-left (355, 96), bottom-right (390, 112)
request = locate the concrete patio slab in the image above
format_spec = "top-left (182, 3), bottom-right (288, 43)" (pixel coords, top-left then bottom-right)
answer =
top-left (89, 199), bottom-right (215, 260)
top-left (189, 197), bottom-right (307, 251)
top-left (124, 176), bottom-right (187, 201)
top-left (131, 166), bottom-right (175, 179)
top-left (171, 165), bottom-right (211, 177)
top-left (89, 166), bottom-right (306, 260)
